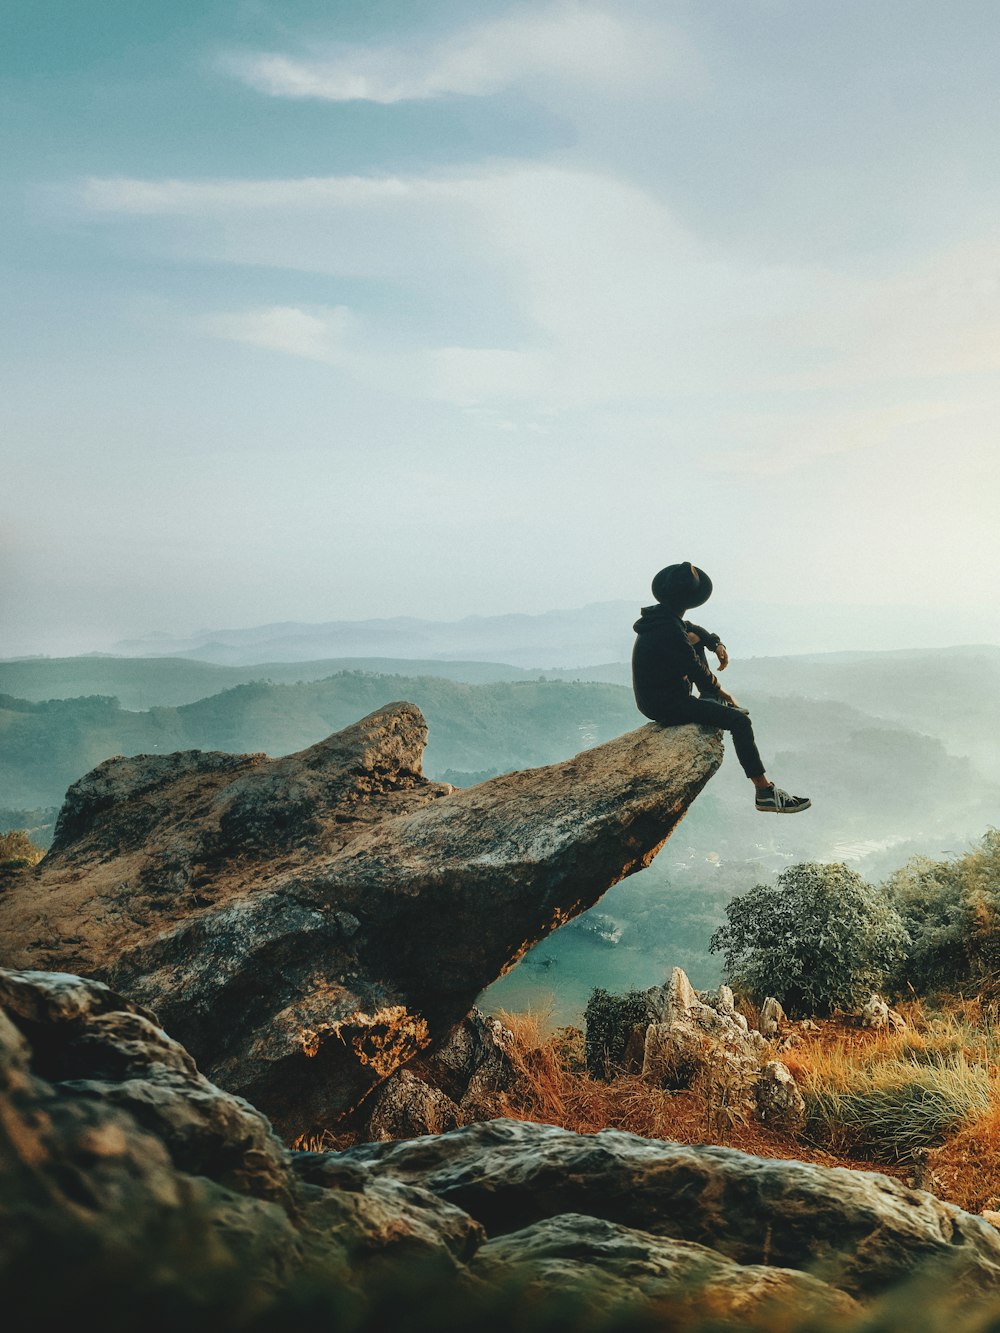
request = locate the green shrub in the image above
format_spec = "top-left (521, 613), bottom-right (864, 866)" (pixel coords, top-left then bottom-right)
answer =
top-left (709, 862), bottom-right (908, 1015)
top-left (885, 828), bottom-right (1000, 997)
top-left (583, 987), bottom-right (652, 1079)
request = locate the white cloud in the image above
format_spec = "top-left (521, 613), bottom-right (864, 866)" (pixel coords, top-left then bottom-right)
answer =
top-left (82, 162), bottom-right (1000, 444)
top-left (203, 305), bottom-right (356, 366)
top-left (222, 4), bottom-right (693, 104)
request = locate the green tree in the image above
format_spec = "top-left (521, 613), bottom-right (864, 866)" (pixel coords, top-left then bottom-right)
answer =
top-left (709, 862), bottom-right (908, 1015)
top-left (884, 828), bottom-right (1000, 997)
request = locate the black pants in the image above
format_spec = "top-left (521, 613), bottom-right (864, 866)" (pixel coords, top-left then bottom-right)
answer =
top-left (653, 696), bottom-right (766, 780)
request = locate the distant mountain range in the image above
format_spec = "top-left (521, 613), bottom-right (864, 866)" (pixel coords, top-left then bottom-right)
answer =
top-left (102, 600), bottom-right (1000, 667)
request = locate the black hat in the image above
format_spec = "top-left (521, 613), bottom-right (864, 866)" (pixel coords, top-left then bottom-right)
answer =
top-left (651, 562), bottom-right (713, 612)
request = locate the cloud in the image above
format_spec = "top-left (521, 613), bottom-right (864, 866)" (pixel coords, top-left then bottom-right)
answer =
top-left (222, 4), bottom-right (692, 104)
top-left (203, 305), bottom-right (356, 366)
top-left (81, 161), bottom-right (1000, 440)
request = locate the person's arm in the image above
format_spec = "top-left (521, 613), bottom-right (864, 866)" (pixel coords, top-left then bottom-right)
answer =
top-left (684, 621), bottom-right (729, 671)
top-left (677, 627), bottom-right (724, 697)
top-left (684, 620), bottom-right (719, 649)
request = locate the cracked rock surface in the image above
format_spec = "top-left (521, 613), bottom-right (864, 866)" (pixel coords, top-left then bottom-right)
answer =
top-left (8, 968), bottom-right (998, 1319)
top-left (0, 704), bottom-right (720, 1136)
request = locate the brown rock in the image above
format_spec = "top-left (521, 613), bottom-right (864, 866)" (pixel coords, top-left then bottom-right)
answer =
top-left (0, 966), bottom-right (480, 1305)
top-left (344, 1117), bottom-right (1000, 1299)
top-left (472, 1213), bottom-right (856, 1319)
top-left (759, 996), bottom-right (787, 1038)
top-left (364, 1067), bottom-right (462, 1141)
top-left (0, 705), bottom-right (721, 1138)
top-left (754, 1059), bottom-right (807, 1132)
top-left (358, 1009), bottom-right (522, 1140)
top-left (6, 965), bottom-right (996, 1322)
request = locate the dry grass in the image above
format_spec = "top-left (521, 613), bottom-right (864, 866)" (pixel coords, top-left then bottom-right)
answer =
top-left (493, 1003), bottom-right (1000, 1193)
top-left (492, 1009), bottom-right (908, 1177)
top-left (292, 998), bottom-right (1000, 1209)
top-left (925, 1105), bottom-right (1000, 1213)
top-left (783, 1006), bottom-right (998, 1164)
top-left (496, 1008), bottom-right (684, 1140)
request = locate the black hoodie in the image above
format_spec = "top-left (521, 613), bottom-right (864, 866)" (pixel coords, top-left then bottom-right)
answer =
top-left (631, 604), bottom-right (723, 719)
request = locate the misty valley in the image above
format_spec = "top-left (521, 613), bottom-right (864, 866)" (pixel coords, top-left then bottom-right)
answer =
top-left (2, 642), bottom-right (996, 1026)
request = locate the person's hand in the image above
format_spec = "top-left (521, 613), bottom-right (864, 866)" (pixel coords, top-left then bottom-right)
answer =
top-left (686, 631), bottom-right (701, 646)
top-left (716, 689), bottom-right (747, 712)
top-left (714, 642), bottom-right (729, 671)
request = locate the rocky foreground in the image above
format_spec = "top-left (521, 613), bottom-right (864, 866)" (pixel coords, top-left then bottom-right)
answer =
top-left (0, 704), bottom-right (720, 1137)
top-left (5, 705), bottom-right (999, 1324)
top-left (5, 967), bottom-right (1000, 1323)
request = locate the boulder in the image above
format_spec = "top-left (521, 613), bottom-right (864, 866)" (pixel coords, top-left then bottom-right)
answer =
top-left (759, 996), bottom-right (787, 1038)
top-left (344, 1117), bottom-right (1000, 1299)
top-left (754, 1060), bottom-right (807, 1132)
top-left (0, 706), bottom-right (721, 1138)
top-left (0, 966), bottom-right (481, 1308)
top-left (359, 1009), bottom-right (520, 1139)
top-left (6, 967), bottom-right (999, 1321)
top-left (860, 993), bottom-right (892, 1029)
top-left (360, 1068), bottom-right (462, 1142)
top-left (640, 967), bottom-right (765, 1089)
top-left (471, 1213), bottom-right (856, 1319)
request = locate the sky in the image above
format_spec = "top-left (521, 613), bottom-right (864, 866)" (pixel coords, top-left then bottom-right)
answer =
top-left (3, 0), bottom-right (1000, 657)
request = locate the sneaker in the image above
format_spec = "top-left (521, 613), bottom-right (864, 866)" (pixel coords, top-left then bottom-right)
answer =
top-left (755, 785), bottom-right (811, 814)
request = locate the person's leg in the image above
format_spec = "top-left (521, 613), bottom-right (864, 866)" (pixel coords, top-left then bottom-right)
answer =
top-left (654, 696), bottom-right (810, 811)
top-left (657, 696), bottom-right (766, 780)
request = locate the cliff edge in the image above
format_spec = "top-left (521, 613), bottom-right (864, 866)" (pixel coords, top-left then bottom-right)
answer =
top-left (0, 703), bottom-right (720, 1137)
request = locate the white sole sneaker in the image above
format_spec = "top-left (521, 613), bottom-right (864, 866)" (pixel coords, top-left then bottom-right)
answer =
top-left (755, 788), bottom-right (811, 814)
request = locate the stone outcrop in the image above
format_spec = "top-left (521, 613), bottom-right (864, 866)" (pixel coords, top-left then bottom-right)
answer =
top-left (640, 967), bottom-right (767, 1088)
top-left (344, 1117), bottom-right (1000, 1300)
top-left (759, 995), bottom-right (787, 1038)
top-left (7, 966), bottom-right (1000, 1320)
top-left (860, 992), bottom-right (907, 1031)
top-left (0, 705), bottom-right (721, 1138)
top-left (0, 967), bottom-right (481, 1305)
top-left (583, 968), bottom-right (810, 1131)
top-left (361, 1009), bottom-right (521, 1141)
top-left (754, 1059), bottom-right (807, 1132)
top-left (585, 969), bottom-right (768, 1085)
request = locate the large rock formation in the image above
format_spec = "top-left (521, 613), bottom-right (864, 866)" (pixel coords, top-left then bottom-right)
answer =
top-left (0, 967), bottom-right (482, 1311)
top-left (7, 966), bottom-right (1000, 1322)
top-left (0, 704), bottom-right (721, 1138)
top-left (343, 1117), bottom-right (1000, 1300)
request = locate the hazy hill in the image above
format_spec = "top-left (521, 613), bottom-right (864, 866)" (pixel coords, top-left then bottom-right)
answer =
top-left (5, 643), bottom-right (996, 777)
top-left (3, 660), bottom-right (996, 1024)
top-left (111, 602), bottom-right (637, 667)
top-left (3, 642), bottom-right (997, 762)
top-left (0, 655), bottom-right (546, 711)
top-left (0, 675), bottom-right (634, 811)
top-left (105, 600), bottom-right (1000, 665)
top-left (1, 670), bottom-right (993, 854)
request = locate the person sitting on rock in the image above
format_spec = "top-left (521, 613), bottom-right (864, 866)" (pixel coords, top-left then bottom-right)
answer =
top-left (631, 562), bottom-right (811, 814)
